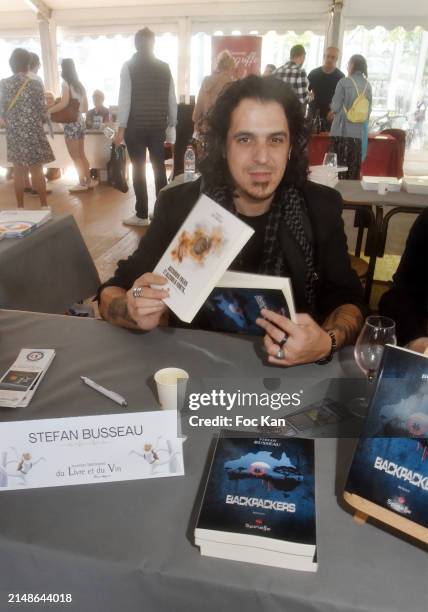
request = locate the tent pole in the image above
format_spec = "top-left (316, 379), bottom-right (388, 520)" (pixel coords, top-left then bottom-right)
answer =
top-left (326, 0), bottom-right (344, 55)
top-left (38, 13), bottom-right (60, 96)
top-left (178, 17), bottom-right (191, 102)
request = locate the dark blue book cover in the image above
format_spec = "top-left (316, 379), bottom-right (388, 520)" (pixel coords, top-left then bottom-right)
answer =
top-left (346, 437), bottom-right (428, 528)
top-left (364, 345), bottom-right (428, 438)
top-left (202, 288), bottom-right (290, 335)
top-left (346, 346), bottom-right (428, 528)
top-left (197, 434), bottom-right (316, 546)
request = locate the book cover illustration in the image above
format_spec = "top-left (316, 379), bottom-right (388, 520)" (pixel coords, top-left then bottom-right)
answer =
top-left (197, 436), bottom-right (316, 546)
top-left (203, 287), bottom-right (290, 335)
top-left (0, 210), bottom-right (51, 238)
top-left (346, 437), bottom-right (428, 528)
top-left (153, 194), bottom-right (254, 323)
top-left (364, 345), bottom-right (428, 438)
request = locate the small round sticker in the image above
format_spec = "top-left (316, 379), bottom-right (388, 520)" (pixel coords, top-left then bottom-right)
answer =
top-left (27, 351), bottom-right (45, 361)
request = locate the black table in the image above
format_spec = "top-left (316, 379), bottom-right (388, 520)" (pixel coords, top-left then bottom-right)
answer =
top-left (0, 310), bottom-right (426, 612)
top-left (0, 214), bottom-right (100, 314)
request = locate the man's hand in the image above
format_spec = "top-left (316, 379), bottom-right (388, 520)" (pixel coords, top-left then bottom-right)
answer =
top-left (256, 310), bottom-right (332, 366)
top-left (126, 273), bottom-right (169, 331)
top-left (327, 111), bottom-right (334, 123)
top-left (113, 127), bottom-right (125, 146)
top-left (406, 337), bottom-right (428, 355)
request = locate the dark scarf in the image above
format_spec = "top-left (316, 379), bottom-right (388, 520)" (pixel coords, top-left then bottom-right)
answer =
top-left (204, 182), bottom-right (316, 306)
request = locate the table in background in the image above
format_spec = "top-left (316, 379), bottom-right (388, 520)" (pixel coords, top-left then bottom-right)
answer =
top-left (336, 180), bottom-right (428, 301)
top-left (0, 129), bottom-right (112, 170)
top-left (0, 215), bottom-right (100, 313)
top-left (0, 309), bottom-right (426, 612)
top-left (309, 133), bottom-right (403, 178)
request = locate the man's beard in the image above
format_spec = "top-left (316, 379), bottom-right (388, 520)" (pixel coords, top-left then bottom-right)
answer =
top-left (235, 182), bottom-right (277, 204)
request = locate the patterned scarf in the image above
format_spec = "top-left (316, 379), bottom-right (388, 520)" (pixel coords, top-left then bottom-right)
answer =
top-left (204, 182), bottom-right (316, 306)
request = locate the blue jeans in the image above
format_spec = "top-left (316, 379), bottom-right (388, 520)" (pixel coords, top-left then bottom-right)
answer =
top-left (124, 128), bottom-right (166, 219)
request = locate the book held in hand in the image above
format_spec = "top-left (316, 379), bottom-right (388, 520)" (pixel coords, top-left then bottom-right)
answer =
top-left (344, 345), bottom-right (428, 544)
top-left (0, 209), bottom-right (52, 238)
top-left (202, 270), bottom-right (296, 335)
top-left (195, 432), bottom-right (317, 571)
top-left (153, 194), bottom-right (254, 323)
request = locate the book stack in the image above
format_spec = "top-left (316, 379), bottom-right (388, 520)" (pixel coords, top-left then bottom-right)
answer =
top-left (0, 209), bottom-right (52, 238)
top-left (195, 432), bottom-right (317, 572)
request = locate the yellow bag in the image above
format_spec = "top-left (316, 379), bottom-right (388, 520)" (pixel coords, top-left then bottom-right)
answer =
top-left (344, 77), bottom-right (369, 123)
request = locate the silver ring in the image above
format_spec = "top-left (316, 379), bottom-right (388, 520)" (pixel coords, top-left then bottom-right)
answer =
top-left (278, 333), bottom-right (288, 347)
top-left (132, 286), bottom-right (143, 298)
top-left (276, 348), bottom-right (285, 360)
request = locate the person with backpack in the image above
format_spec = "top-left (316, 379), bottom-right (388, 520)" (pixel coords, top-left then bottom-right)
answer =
top-left (329, 54), bottom-right (372, 179)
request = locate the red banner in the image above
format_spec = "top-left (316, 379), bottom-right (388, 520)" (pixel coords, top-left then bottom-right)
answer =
top-left (211, 36), bottom-right (262, 79)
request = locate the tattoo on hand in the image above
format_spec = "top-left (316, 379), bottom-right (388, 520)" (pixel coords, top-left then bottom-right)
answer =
top-left (107, 296), bottom-right (137, 326)
top-left (323, 305), bottom-right (363, 347)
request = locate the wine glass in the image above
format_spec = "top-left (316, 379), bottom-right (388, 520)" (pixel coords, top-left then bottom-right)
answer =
top-left (350, 316), bottom-right (397, 417)
top-left (323, 152), bottom-right (337, 167)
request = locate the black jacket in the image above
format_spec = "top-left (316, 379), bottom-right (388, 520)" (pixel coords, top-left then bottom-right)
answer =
top-left (379, 208), bottom-right (428, 345)
top-left (99, 179), bottom-right (366, 325)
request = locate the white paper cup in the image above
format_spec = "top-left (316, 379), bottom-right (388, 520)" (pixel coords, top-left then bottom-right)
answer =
top-left (377, 182), bottom-right (388, 195)
top-left (154, 367), bottom-right (189, 411)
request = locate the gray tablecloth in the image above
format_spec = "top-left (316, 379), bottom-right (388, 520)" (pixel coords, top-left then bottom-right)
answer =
top-left (0, 310), bottom-right (426, 612)
top-left (0, 215), bottom-right (100, 314)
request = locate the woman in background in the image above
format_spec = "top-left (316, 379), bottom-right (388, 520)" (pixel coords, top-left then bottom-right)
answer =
top-left (0, 48), bottom-right (53, 208)
top-left (48, 58), bottom-right (94, 192)
top-left (329, 54), bottom-right (372, 179)
top-left (193, 50), bottom-right (235, 143)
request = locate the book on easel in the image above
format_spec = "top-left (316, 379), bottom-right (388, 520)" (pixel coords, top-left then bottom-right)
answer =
top-left (343, 344), bottom-right (428, 544)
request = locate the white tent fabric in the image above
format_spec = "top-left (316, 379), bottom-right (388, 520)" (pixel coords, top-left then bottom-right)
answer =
top-left (0, 1), bottom-right (426, 33)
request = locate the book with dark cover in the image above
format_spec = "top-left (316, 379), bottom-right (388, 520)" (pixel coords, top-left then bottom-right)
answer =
top-left (203, 287), bottom-right (290, 335)
top-left (345, 345), bottom-right (428, 534)
top-left (195, 433), bottom-right (316, 559)
top-left (201, 271), bottom-right (296, 335)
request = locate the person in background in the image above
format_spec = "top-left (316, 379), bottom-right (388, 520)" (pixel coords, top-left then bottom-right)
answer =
top-left (273, 45), bottom-right (309, 108)
top-left (25, 52), bottom-right (53, 195)
top-left (0, 48), bottom-right (53, 208)
top-left (114, 27), bottom-right (177, 227)
top-left (193, 50), bottom-right (235, 144)
top-left (379, 209), bottom-right (428, 354)
top-left (48, 58), bottom-right (95, 192)
top-left (263, 64), bottom-right (276, 77)
top-left (329, 54), bottom-right (372, 179)
top-left (98, 75), bottom-right (365, 367)
top-left (308, 47), bottom-right (344, 131)
top-left (86, 89), bottom-right (110, 128)
top-left (28, 52), bottom-right (43, 86)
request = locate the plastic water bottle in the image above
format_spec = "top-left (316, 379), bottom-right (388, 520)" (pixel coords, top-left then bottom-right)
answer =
top-left (184, 144), bottom-right (196, 182)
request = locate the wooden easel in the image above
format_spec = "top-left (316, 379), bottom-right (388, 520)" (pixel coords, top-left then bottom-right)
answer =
top-left (343, 491), bottom-right (428, 544)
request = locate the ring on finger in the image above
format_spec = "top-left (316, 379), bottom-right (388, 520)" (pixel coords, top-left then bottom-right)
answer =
top-left (132, 286), bottom-right (143, 298)
top-left (276, 348), bottom-right (285, 360)
top-left (278, 332), bottom-right (289, 347)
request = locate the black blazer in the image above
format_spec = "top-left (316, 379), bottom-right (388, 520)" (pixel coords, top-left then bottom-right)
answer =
top-left (379, 208), bottom-right (428, 345)
top-left (99, 178), bottom-right (366, 324)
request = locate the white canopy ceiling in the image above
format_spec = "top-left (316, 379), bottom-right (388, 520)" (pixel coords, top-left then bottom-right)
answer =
top-left (0, 0), bottom-right (426, 35)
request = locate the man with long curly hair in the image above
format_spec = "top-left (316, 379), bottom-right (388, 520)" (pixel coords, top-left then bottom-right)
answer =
top-left (98, 76), bottom-right (365, 366)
